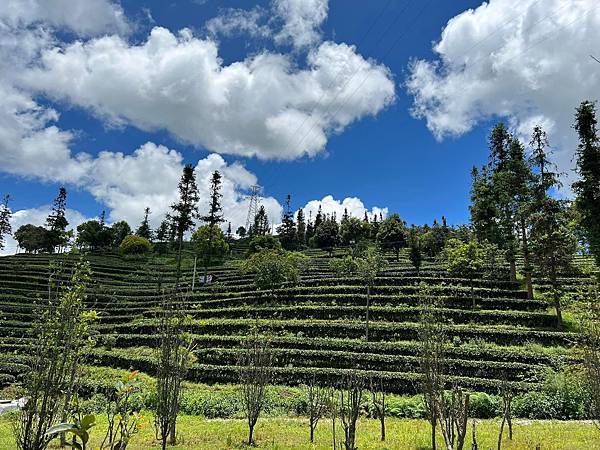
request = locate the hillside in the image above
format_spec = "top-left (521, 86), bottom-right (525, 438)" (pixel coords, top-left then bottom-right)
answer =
top-left (0, 248), bottom-right (596, 394)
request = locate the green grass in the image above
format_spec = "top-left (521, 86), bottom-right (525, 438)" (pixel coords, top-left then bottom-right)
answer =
top-left (1, 414), bottom-right (598, 450)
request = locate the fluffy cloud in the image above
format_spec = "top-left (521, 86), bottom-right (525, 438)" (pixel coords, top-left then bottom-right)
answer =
top-left (1, 0), bottom-right (129, 36)
top-left (273, 0), bottom-right (328, 48)
top-left (23, 27), bottom-right (394, 160)
top-left (205, 6), bottom-right (271, 39)
top-left (1, 206), bottom-right (91, 256)
top-left (406, 0), bottom-right (600, 178)
top-left (300, 195), bottom-right (387, 222)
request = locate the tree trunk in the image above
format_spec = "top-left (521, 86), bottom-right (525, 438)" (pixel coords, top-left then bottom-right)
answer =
top-left (497, 414), bottom-right (506, 450)
top-left (169, 420), bottom-right (176, 445)
top-left (248, 422), bottom-right (255, 446)
top-left (380, 414), bottom-right (385, 441)
top-left (509, 258), bottom-right (517, 283)
top-left (520, 219), bottom-right (534, 300)
top-left (310, 422), bottom-right (315, 443)
top-left (176, 231), bottom-right (184, 281)
top-left (431, 417), bottom-right (437, 450)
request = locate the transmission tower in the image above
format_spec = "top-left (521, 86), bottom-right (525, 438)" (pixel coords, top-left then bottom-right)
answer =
top-left (245, 185), bottom-right (262, 232)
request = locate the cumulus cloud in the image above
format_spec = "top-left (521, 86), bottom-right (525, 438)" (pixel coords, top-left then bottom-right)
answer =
top-left (273, 0), bottom-right (329, 48)
top-left (23, 27), bottom-right (394, 160)
top-left (1, 0), bottom-right (129, 36)
top-left (1, 206), bottom-right (91, 256)
top-left (406, 0), bottom-right (600, 179)
top-left (300, 195), bottom-right (388, 222)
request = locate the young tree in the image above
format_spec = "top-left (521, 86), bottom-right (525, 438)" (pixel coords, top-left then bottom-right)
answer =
top-left (277, 194), bottom-right (297, 250)
top-left (338, 373), bottom-right (364, 450)
top-left (226, 221), bottom-right (232, 242)
top-left (370, 377), bottom-right (386, 442)
top-left (238, 327), bottom-right (273, 446)
top-left (444, 239), bottom-right (484, 306)
top-left (241, 249), bottom-right (306, 293)
top-left (573, 100), bottom-right (600, 266)
top-left (581, 285), bottom-right (600, 429)
top-left (192, 225), bottom-right (229, 268)
top-left (154, 294), bottom-right (194, 449)
top-left (304, 375), bottom-right (331, 443)
top-left (13, 261), bottom-right (96, 450)
top-left (45, 187), bottom-right (69, 253)
top-left (0, 194), bottom-right (13, 252)
top-left (418, 286), bottom-right (446, 450)
top-left (200, 171), bottom-right (225, 279)
top-left (136, 207), bottom-right (153, 241)
top-left (356, 248), bottom-right (387, 341)
top-left (497, 377), bottom-right (514, 450)
top-left (171, 164), bottom-right (200, 279)
top-left (408, 226), bottom-right (423, 273)
top-left (376, 213), bottom-right (406, 261)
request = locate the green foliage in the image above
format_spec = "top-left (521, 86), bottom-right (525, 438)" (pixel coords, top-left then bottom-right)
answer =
top-left (241, 249), bottom-right (306, 291)
top-left (14, 224), bottom-right (48, 253)
top-left (135, 207), bottom-right (152, 241)
top-left (77, 221), bottom-right (112, 252)
top-left (573, 100), bottom-right (600, 266)
top-left (444, 239), bottom-right (484, 281)
top-left (119, 235), bottom-right (152, 255)
top-left (246, 234), bottom-right (282, 256)
top-left (0, 194), bottom-right (12, 252)
top-left (46, 413), bottom-right (96, 450)
top-left (339, 217), bottom-right (370, 246)
top-left (376, 214), bottom-right (406, 260)
top-left (110, 221), bottom-right (131, 248)
top-left (192, 225), bottom-right (229, 264)
top-left (310, 217), bottom-right (339, 251)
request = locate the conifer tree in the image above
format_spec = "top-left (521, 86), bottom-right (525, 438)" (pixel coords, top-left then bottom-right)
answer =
top-left (226, 221), bottom-right (232, 241)
top-left (136, 207), bottom-right (153, 241)
top-left (305, 211), bottom-right (314, 243)
top-left (277, 194), bottom-right (297, 249)
top-left (296, 209), bottom-right (306, 247)
top-left (0, 194), bottom-right (12, 252)
top-left (200, 171), bottom-right (225, 279)
top-left (314, 205), bottom-right (323, 231)
top-left (252, 206), bottom-right (270, 236)
top-left (45, 187), bottom-right (69, 253)
top-left (171, 164), bottom-right (200, 279)
top-left (573, 101), bottom-right (600, 265)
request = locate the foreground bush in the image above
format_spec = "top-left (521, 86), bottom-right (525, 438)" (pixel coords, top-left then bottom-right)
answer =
top-left (119, 235), bottom-right (152, 255)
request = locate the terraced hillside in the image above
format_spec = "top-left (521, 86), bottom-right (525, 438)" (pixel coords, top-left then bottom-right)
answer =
top-left (0, 249), bottom-right (595, 394)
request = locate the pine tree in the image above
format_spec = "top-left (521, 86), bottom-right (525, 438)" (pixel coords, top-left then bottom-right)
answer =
top-left (200, 171), bottom-right (225, 279)
top-left (277, 194), bottom-right (297, 250)
top-left (0, 194), bottom-right (12, 252)
top-left (296, 209), bottom-right (306, 247)
top-left (252, 206), bottom-right (270, 236)
top-left (136, 207), bottom-right (153, 241)
top-left (573, 101), bottom-right (600, 265)
top-left (529, 125), bottom-right (552, 192)
top-left (305, 211), bottom-right (314, 243)
top-left (45, 187), bottom-right (69, 253)
top-left (314, 206), bottom-right (323, 231)
top-left (226, 222), bottom-right (232, 241)
top-left (171, 164), bottom-right (200, 279)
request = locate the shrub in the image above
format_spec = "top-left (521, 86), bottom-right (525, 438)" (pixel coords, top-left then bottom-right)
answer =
top-left (119, 235), bottom-right (152, 255)
top-left (246, 235), bottom-right (281, 256)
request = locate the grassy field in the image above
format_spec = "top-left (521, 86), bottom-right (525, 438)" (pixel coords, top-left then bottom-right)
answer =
top-left (1, 415), bottom-right (598, 450)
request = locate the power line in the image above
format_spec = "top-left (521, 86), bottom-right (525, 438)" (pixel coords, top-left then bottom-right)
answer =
top-left (288, 0), bottom-right (412, 158)
top-left (297, 0), bottom-right (435, 154)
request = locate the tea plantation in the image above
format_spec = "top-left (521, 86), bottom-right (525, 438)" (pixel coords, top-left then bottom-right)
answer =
top-left (1, 247), bottom-right (596, 395)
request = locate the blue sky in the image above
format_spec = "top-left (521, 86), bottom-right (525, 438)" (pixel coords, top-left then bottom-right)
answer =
top-left (1, 0), bottom-right (598, 250)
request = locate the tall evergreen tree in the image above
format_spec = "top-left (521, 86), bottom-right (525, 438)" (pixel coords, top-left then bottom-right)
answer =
top-left (296, 209), bottom-right (306, 247)
top-left (529, 125), bottom-right (552, 192)
top-left (305, 211), bottom-right (314, 243)
top-left (313, 206), bottom-right (323, 231)
top-left (136, 207), bottom-right (153, 241)
top-left (0, 194), bottom-right (12, 252)
top-left (277, 194), bottom-right (297, 249)
top-left (252, 206), bottom-right (270, 236)
top-left (171, 164), bottom-right (200, 279)
top-left (200, 171), bottom-right (225, 278)
top-left (45, 187), bottom-right (69, 252)
top-left (573, 101), bottom-right (600, 265)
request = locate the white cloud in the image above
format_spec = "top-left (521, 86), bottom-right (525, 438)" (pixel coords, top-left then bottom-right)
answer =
top-left (22, 27), bottom-right (394, 160)
top-left (1, 206), bottom-right (91, 256)
top-left (300, 195), bottom-right (387, 223)
top-left (273, 0), bottom-right (328, 48)
top-left (206, 7), bottom-right (271, 39)
top-left (1, 0), bottom-right (129, 36)
top-left (406, 0), bottom-right (600, 180)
